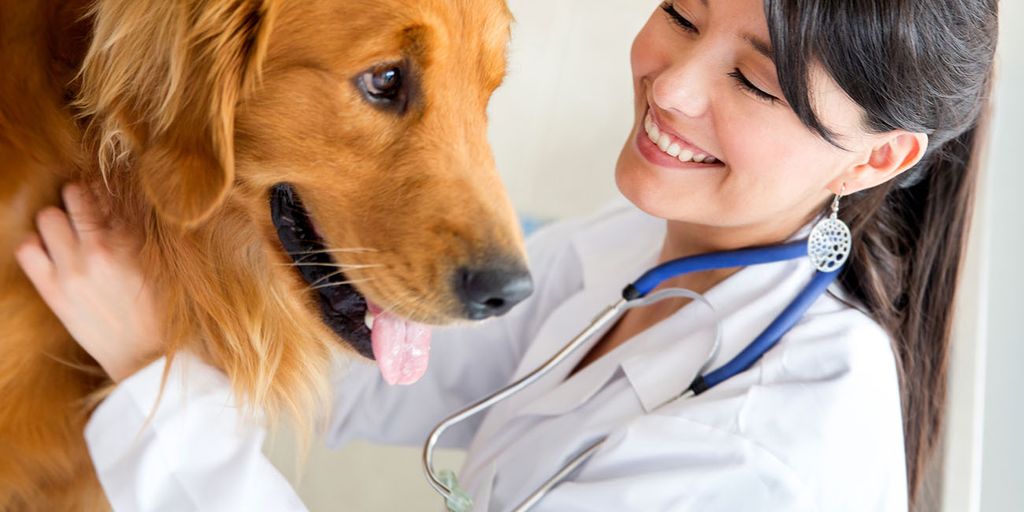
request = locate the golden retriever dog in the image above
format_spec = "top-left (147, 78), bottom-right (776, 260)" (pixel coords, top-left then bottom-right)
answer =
top-left (0, 0), bottom-right (531, 509)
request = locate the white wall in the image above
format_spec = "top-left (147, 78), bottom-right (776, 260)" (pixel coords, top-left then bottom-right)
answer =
top-left (489, 0), bottom-right (653, 220)
top-left (978, 1), bottom-right (1024, 510)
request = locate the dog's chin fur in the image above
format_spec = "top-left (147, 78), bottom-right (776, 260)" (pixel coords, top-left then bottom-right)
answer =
top-left (0, 0), bottom-right (521, 508)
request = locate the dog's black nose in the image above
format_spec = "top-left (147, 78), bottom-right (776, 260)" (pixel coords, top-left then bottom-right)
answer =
top-left (455, 265), bottom-right (534, 320)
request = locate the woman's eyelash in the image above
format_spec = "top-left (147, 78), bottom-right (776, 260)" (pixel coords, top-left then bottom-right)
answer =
top-left (727, 69), bottom-right (779, 104)
top-left (660, 2), bottom-right (698, 33)
top-left (658, 3), bottom-right (778, 106)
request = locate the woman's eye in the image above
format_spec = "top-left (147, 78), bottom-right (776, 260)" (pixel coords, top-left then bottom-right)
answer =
top-left (660, 2), bottom-right (698, 33)
top-left (356, 64), bottom-right (407, 110)
top-left (727, 69), bottom-right (779, 104)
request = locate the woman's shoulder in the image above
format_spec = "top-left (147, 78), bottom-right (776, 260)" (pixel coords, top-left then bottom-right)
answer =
top-left (770, 296), bottom-right (908, 508)
top-left (772, 285), bottom-right (897, 390)
top-left (742, 293), bottom-right (907, 509)
top-left (744, 286), bottom-right (902, 436)
top-left (649, 289), bottom-right (907, 510)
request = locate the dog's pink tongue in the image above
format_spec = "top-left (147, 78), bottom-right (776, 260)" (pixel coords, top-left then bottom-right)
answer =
top-left (370, 307), bottom-right (432, 386)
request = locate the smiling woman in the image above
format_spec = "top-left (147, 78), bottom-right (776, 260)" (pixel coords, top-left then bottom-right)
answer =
top-left (617, 0), bottom-right (996, 505)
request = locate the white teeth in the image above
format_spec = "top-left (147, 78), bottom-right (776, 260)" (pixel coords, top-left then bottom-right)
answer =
top-left (644, 112), bottom-right (719, 164)
top-left (364, 310), bottom-right (375, 330)
top-left (657, 134), bottom-right (671, 151)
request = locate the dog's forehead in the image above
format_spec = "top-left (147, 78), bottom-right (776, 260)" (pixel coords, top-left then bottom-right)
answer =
top-left (274, 0), bottom-right (511, 65)
top-left (286, 0), bottom-right (511, 36)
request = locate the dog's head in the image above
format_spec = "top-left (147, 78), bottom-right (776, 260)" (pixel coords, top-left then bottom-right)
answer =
top-left (78, 0), bottom-right (529, 387)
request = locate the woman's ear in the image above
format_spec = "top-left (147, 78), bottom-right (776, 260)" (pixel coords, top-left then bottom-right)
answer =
top-left (829, 131), bottom-right (929, 195)
top-left (79, 0), bottom-right (277, 228)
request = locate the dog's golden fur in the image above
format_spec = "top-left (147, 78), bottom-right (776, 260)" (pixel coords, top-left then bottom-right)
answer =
top-left (0, 0), bottom-right (522, 509)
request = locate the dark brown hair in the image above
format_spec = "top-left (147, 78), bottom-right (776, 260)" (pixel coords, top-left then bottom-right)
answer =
top-left (764, 0), bottom-right (998, 506)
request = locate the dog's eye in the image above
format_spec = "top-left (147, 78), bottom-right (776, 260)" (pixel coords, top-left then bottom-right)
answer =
top-left (367, 68), bottom-right (401, 96)
top-left (356, 64), bottom-right (407, 110)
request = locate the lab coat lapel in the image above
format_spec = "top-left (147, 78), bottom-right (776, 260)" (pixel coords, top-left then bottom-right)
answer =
top-left (499, 207), bottom-right (665, 420)
top-left (620, 220), bottom-right (820, 413)
top-left (510, 289), bottom-right (622, 417)
top-left (619, 299), bottom-right (718, 413)
top-left (621, 256), bottom-right (814, 413)
top-left (520, 295), bottom-right (715, 417)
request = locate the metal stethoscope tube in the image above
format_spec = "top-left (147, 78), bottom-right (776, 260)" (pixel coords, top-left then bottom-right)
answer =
top-left (423, 288), bottom-right (722, 511)
top-left (422, 238), bottom-right (840, 511)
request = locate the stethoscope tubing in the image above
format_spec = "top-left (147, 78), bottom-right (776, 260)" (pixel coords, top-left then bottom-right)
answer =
top-left (627, 240), bottom-right (808, 298)
top-left (423, 288), bottom-right (723, 507)
top-left (423, 238), bottom-right (842, 511)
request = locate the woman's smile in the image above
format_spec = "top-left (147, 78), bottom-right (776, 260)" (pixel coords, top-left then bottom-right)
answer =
top-left (634, 106), bottom-right (725, 170)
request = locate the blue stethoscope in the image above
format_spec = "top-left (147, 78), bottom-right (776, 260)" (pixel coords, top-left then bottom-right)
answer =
top-left (424, 230), bottom-right (848, 512)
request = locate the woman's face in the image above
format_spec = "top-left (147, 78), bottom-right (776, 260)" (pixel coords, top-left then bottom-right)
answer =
top-left (616, 0), bottom-right (872, 236)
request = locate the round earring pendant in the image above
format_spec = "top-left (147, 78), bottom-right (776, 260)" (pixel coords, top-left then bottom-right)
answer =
top-left (807, 217), bottom-right (851, 272)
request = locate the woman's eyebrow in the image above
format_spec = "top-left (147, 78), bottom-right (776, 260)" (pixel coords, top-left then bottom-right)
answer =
top-left (743, 33), bottom-right (774, 62)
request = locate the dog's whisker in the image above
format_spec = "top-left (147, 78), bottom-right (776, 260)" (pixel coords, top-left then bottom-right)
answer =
top-left (308, 277), bottom-right (375, 292)
top-left (285, 248), bottom-right (379, 255)
top-left (279, 262), bottom-right (383, 270)
top-left (305, 268), bottom-right (349, 290)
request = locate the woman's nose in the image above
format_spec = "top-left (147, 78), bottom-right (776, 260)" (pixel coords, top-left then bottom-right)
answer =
top-left (650, 58), bottom-right (712, 119)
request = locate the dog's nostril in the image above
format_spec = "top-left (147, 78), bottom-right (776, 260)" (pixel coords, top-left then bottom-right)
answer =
top-left (455, 265), bottom-right (534, 320)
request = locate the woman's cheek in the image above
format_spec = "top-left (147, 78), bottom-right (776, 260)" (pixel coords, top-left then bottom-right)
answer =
top-left (715, 109), bottom-right (776, 175)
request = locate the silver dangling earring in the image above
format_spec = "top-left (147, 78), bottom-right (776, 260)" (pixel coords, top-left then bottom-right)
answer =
top-left (808, 184), bottom-right (852, 272)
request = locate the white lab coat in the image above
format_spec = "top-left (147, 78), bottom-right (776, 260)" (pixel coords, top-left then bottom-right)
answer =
top-left (85, 202), bottom-right (909, 511)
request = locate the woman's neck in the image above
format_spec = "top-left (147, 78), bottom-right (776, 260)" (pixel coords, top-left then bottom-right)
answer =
top-left (567, 211), bottom-right (816, 378)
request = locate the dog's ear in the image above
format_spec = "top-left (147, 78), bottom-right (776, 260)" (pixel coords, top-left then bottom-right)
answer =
top-left (79, 0), bottom-right (277, 227)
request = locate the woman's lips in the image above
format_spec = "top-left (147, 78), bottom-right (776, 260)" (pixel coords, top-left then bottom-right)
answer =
top-left (634, 125), bottom-right (724, 170)
top-left (644, 110), bottom-right (720, 163)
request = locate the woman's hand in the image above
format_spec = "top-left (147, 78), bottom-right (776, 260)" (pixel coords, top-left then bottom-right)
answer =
top-left (14, 183), bottom-right (163, 382)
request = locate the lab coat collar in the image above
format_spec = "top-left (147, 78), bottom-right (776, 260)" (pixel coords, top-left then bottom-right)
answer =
top-left (621, 257), bottom-right (810, 413)
top-left (621, 218), bottom-right (822, 413)
top-left (510, 206), bottom-right (825, 418)
top-left (573, 201), bottom-right (665, 297)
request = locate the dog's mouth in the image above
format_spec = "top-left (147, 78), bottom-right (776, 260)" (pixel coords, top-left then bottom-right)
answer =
top-left (269, 183), bottom-right (431, 385)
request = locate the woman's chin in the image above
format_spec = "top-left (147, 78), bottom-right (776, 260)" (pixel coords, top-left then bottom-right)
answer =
top-left (614, 164), bottom-right (680, 221)
top-left (614, 137), bottom-right (721, 223)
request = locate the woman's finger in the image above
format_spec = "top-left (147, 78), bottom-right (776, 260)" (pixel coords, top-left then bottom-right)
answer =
top-left (34, 206), bottom-right (79, 272)
top-left (14, 234), bottom-right (60, 305)
top-left (62, 183), bottom-right (107, 245)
